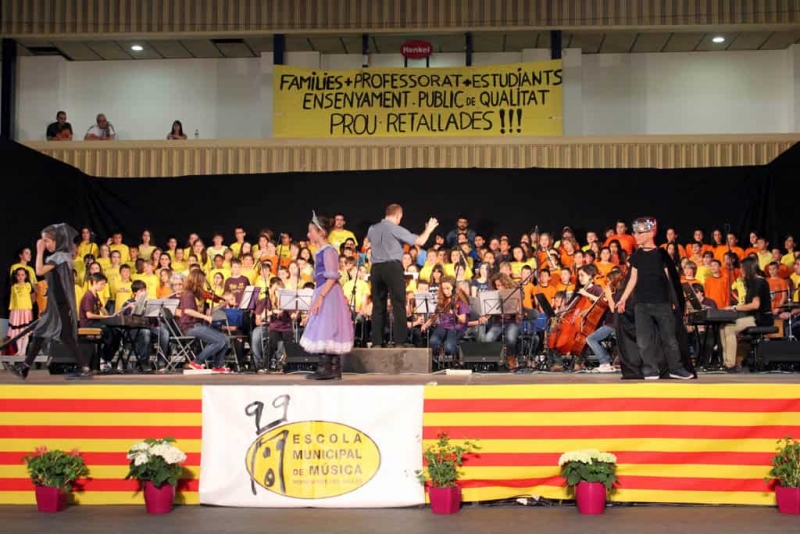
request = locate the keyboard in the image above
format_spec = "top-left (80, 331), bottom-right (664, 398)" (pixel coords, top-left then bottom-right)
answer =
top-left (98, 315), bottom-right (150, 328)
top-left (687, 309), bottom-right (740, 325)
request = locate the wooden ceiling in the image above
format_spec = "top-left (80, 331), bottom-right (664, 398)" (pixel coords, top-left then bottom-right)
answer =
top-left (11, 29), bottom-right (800, 61)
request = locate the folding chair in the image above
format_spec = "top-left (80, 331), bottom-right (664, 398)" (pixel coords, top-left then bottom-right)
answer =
top-left (161, 308), bottom-right (197, 372)
top-left (211, 309), bottom-right (245, 372)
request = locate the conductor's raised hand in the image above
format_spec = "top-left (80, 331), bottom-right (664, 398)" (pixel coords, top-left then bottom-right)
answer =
top-left (426, 218), bottom-right (439, 231)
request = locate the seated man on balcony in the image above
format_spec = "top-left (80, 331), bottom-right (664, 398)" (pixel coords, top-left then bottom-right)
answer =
top-left (85, 113), bottom-right (116, 141)
top-left (46, 111), bottom-right (73, 141)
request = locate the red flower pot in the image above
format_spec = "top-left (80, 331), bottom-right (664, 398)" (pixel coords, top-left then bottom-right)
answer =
top-left (775, 484), bottom-right (800, 515)
top-left (429, 485), bottom-right (461, 514)
top-left (35, 486), bottom-right (67, 513)
top-left (143, 481), bottom-right (175, 514)
top-left (575, 481), bottom-right (607, 514)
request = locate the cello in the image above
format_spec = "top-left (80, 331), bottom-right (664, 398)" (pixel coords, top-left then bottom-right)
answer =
top-left (548, 266), bottom-right (609, 357)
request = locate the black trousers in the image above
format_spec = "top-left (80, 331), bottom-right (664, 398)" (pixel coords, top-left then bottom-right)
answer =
top-left (370, 261), bottom-right (407, 346)
top-left (24, 305), bottom-right (88, 368)
top-left (634, 302), bottom-right (686, 377)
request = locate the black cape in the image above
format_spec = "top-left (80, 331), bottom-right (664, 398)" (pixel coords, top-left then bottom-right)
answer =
top-left (615, 249), bottom-right (696, 379)
top-left (32, 223), bottom-right (78, 341)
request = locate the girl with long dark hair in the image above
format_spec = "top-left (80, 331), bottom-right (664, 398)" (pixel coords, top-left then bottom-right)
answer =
top-left (720, 256), bottom-right (773, 372)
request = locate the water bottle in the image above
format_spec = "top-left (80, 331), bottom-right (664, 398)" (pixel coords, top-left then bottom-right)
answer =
top-left (194, 129), bottom-right (199, 139)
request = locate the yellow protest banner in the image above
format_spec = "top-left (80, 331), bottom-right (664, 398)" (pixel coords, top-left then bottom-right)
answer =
top-left (273, 60), bottom-right (563, 138)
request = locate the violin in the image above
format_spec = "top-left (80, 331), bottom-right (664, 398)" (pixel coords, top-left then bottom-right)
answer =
top-left (202, 290), bottom-right (226, 303)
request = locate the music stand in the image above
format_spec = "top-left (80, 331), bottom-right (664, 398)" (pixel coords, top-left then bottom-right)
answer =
top-left (278, 289), bottom-right (313, 312)
top-left (132, 293), bottom-right (148, 316)
top-left (413, 292), bottom-right (437, 348)
top-left (413, 293), bottom-right (437, 315)
top-left (535, 293), bottom-right (556, 318)
top-left (499, 289), bottom-right (521, 315)
top-left (239, 286), bottom-right (259, 310)
top-left (279, 289), bottom-right (313, 342)
top-left (479, 290), bottom-right (503, 316)
top-left (145, 299), bottom-right (179, 318)
top-left (682, 283), bottom-right (703, 312)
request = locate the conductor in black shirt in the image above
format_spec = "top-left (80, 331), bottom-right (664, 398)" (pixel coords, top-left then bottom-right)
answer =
top-left (719, 256), bottom-right (773, 372)
top-left (617, 217), bottom-right (693, 380)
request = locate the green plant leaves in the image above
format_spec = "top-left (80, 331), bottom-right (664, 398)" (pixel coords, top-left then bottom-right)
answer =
top-left (765, 437), bottom-right (800, 488)
top-left (23, 449), bottom-right (89, 490)
top-left (417, 433), bottom-right (479, 489)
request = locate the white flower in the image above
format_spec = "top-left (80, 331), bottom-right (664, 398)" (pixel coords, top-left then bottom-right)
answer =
top-left (149, 443), bottom-right (186, 465)
top-left (133, 453), bottom-right (149, 466)
top-left (162, 447), bottom-right (186, 465)
top-left (558, 449), bottom-right (618, 467)
top-left (582, 449), bottom-right (602, 459)
top-left (558, 450), bottom-right (594, 466)
top-left (129, 442), bottom-right (150, 453)
top-left (597, 452), bottom-right (617, 464)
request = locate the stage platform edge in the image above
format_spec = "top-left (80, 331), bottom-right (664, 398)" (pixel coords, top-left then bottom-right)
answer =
top-left (1, 380), bottom-right (798, 507)
top-left (343, 348), bottom-right (431, 374)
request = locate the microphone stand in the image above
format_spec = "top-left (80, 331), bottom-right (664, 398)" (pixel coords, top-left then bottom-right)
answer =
top-left (531, 225), bottom-right (540, 281)
top-left (349, 255), bottom-right (362, 345)
top-left (260, 263), bottom-right (273, 372)
top-left (725, 223), bottom-right (736, 308)
top-left (499, 268), bottom-right (537, 371)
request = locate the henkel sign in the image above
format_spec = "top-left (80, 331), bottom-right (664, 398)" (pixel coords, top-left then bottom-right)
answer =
top-left (400, 40), bottom-right (433, 59)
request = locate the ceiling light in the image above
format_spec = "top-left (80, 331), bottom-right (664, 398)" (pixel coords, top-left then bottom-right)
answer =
top-left (130, 44), bottom-right (144, 51)
top-left (712, 36), bottom-right (725, 43)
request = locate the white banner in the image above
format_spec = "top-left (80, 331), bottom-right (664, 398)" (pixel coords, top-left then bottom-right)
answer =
top-left (200, 385), bottom-right (425, 507)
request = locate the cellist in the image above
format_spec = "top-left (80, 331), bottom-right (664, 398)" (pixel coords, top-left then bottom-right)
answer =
top-left (585, 268), bottom-right (624, 373)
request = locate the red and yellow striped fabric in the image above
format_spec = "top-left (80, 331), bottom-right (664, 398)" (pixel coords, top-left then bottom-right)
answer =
top-left (423, 383), bottom-right (800, 505)
top-left (0, 385), bottom-right (202, 505)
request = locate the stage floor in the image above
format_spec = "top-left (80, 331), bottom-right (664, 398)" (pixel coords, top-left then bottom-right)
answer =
top-left (3, 369), bottom-right (800, 386)
top-left (0, 505), bottom-right (795, 534)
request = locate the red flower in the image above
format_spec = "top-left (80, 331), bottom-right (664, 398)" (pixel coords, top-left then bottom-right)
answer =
top-left (34, 446), bottom-right (47, 456)
top-left (70, 449), bottom-right (81, 457)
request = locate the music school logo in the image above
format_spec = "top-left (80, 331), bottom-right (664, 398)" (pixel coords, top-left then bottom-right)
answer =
top-left (243, 395), bottom-right (381, 500)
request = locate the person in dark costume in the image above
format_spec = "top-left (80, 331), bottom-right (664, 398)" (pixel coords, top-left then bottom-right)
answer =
top-left (8, 224), bottom-right (93, 379)
top-left (616, 217), bottom-right (696, 380)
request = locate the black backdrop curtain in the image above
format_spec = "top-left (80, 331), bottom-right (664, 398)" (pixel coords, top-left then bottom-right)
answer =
top-left (1, 139), bottom-right (798, 316)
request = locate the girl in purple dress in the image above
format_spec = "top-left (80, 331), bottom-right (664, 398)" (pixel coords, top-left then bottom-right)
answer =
top-left (300, 212), bottom-right (354, 380)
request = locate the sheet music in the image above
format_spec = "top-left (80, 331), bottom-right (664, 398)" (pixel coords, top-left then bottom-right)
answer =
top-left (278, 289), bottom-right (314, 312)
top-left (478, 290), bottom-right (502, 315)
top-left (413, 293), bottom-right (437, 315)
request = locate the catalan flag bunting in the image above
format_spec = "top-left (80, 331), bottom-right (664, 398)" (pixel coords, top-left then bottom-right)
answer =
top-left (0, 385), bottom-right (201, 505)
top-left (423, 384), bottom-right (800, 505)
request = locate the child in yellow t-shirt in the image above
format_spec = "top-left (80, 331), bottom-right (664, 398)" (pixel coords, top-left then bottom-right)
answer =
top-left (8, 268), bottom-right (34, 355)
top-left (131, 261), bottom-right (159, 300)
top-left (114, 265), bottom-right (134, 313)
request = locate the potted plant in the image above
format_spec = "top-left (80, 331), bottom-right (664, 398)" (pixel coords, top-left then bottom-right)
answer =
top-left (558, 449), bottom-right (618, 514)
top-left (125, 438), bottom-right (187, 514)
top-left (764, 437), bottom-right (800, 514)
top-left (416, 432), bottom-right (479, 514)
top-left (22, 446), bottom-right (89, 513)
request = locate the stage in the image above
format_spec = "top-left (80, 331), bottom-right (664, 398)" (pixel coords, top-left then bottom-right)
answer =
top-left (2, 369), bottom-right (800, 386)
top-left (1, 370), bottom-right (798, 509)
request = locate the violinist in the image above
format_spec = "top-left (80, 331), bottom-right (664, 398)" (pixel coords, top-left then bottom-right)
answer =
top-left (585, 268), bottom-right (624, 373)
top-left (421, 276), bottom-right (469, 358)
top-left (251, 278), bottom-right (295, 372)
top-left (485, 273), bottom-right (521, 370)
top-left (182, 270), bottom-right (231, 373)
